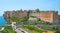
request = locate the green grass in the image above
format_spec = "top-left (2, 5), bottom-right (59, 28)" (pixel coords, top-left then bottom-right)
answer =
top-left (38, 26), bottom-right (60, 31)
top-left (23, 25), bottom-right (43, 33)
top-left (10, 17), bottom-right (28, 24)
top-left (40, 26), bottom-right (53, 30)
top-left (0, 26), bottom-right (3, 29)
top-left (30, 16), bottom-right (36, 18)
top-left (3, 26), bottom-right (16, 33)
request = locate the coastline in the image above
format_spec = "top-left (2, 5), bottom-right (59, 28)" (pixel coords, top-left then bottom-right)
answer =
top-left (0, 16), bottom-right (6, 26)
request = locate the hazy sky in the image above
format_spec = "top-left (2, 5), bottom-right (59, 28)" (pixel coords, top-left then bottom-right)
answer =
top-left (0, 0), bottom-right (60, 16)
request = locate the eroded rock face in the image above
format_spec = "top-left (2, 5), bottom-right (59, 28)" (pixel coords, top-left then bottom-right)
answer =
top-left (4, 10), bottom-right (28, 22)
top-left (39, 11), bottom-right (58, 24)
top-left (4, 10), bottom-right (58, 24)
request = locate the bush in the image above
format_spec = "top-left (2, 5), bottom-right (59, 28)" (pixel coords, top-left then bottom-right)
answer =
top-left (3, 26), bottom-right (16, 33)
top-left (30, 16), bottom-right (36, 18)
top-left (23, 26), bottom-right (43, 33)
top-left (55, 30), bottom-right (60, 33)
top-left (10, 17), bottom-right (28, 24)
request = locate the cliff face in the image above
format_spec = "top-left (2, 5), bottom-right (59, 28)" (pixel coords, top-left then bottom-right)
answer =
top-left (39, 11), bottom-right (58, 24)
top-left (3, 10), bottom-right (58, 24)
top-left (4, 10), bottom-right (28, 23)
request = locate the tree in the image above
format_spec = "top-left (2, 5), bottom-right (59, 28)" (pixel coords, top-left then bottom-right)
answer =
top-left (55, 30), bottom-right (60, 33)
top-left (52, 27), bottom-right (59, 31)
top-left (35, 8), bottom-right (40, 12)
top-left (58, 15), bottom-right (60, 20)
top-left (28, 10), bottom-right (33, 18)
top-left (10, 17), bottom-right (28, 24)
top-left (28, 10), bottom-right (32, 13)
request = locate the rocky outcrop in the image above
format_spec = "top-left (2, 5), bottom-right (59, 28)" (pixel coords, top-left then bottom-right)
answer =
top-left (3, 9), bottom-right (58, 24)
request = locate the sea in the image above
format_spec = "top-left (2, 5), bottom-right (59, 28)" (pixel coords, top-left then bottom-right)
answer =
top-left (0, 16), bottom-right (6, 26)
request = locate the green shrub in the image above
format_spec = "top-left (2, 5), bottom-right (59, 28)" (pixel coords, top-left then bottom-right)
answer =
top-left (3, 26), bottom-right (16, 33)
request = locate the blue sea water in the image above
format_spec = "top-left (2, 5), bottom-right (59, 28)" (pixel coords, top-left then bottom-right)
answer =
top-left (0, 16), bottom-right (6, 26)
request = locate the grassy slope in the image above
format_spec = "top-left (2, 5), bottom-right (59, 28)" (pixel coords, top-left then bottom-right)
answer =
top-left (3, 26), bottom-right (16, 33)
top-left (22, 25), bottom-right (43, 33)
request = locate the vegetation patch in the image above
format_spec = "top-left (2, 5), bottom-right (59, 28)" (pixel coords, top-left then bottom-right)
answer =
top-left (3, 26), bottom-right (16, 33)
top-left (23, 25), bottom-right (43, 33)
top-left (10, 17), bottom-right (28, 24)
